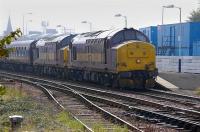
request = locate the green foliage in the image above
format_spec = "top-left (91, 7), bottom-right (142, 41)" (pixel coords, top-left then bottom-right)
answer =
top-left (0, 28), bottom-right (22, 57)
top-left (188, 8), bottom-right (200, 22)
top-left (92, 123), bottom-right (128, 132)
top-left (93, 123), bottom-right (106, 132)
top-left (0, 85), bottom-right (6, 96)
top-left (1, 87), bottom-right (26, 101)
top-left (56, 111), bottom-right (84, 131)
top-left (195, 87), bottom-right (200, 96)
top-left (114, 125), bottom-right (128, 132)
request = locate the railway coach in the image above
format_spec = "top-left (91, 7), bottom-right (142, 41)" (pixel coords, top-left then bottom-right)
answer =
top-left (3, 28), bottom-right (158, 89)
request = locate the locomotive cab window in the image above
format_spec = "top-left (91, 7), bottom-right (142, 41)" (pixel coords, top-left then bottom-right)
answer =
top-left (111, 31), bottom-right (124, 45)
top-left (136, 31), bottom-right (149, 42)
top-left (124, 30), bottom-right (137, 40)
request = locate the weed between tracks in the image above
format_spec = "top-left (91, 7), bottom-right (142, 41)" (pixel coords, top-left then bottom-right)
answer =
top-left (195, 87), bottom-right (200, 96)
top-left (0, 85), bottom-right (84, 131)
top-left (93, 123), bottom-right (128, 132)
top-left (0, 84), bottom-right (128, 132)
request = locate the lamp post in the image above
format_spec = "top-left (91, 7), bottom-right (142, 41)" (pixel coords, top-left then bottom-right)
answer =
top-left (114, 14), bottom-right (127, 28)
top-left (162, 4), bottom-right (182, 72)
top-left (23, 12), bottom-right (32, 35)
top-left (26, 20), bottom-right (32, 35)
top-left (81, 21), bottom-right (92, 32)
top-left (162, 5), bottom-right (182, 56)
top-left (57, 25), bottom-right (67, 34)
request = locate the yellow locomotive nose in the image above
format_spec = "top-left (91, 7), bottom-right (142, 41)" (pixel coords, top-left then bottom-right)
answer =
top-left (114, 40), bottom-right (157, 89)
top-left (116, 41), bottom-right (156, 72)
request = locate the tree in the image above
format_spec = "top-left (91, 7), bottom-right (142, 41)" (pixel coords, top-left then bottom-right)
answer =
top-left (0, 28), bottom-right (22, 57)
top-left (188, 8), bottom-right (200, 22)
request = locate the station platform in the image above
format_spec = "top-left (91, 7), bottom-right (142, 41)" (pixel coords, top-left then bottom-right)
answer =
top-left (158, 72), bottom-right (200, 93)
top-left (156, 76), bottom-right (179, 91)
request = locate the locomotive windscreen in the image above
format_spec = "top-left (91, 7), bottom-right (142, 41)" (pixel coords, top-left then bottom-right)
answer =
top-left (110, 29), bottom-right (149, 46)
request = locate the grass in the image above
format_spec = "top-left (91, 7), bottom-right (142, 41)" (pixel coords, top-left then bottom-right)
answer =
top-left (56, 111), bottom-right (85, 131)
top-left (0, 86), bottom-right (79, 131)
top-left (92, 123), bottom-right (128, 132)
top-left (195, 87), bottom-right (200, 96)
top-left (0, 85), bottom-right (128, 132)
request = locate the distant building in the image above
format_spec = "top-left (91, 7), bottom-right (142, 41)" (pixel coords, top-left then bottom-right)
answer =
top-left (46, 28), bottom-right (58, 34)
top-left (157, 22), bottom-right (200, 56)
top-left (140, 22), bottom-right (200, 56)
top-left (29, 31), bottom-right (42, 35)
top-left (4, 16), bottom-right (13, 36)
top-left (139, 26), bottom-right (157, 47)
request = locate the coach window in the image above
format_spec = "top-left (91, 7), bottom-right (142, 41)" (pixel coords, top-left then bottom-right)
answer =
top-left (21, 47), bottom-right (24, 56)
top-left (16, 47), bottom-right (18, 56)
top-left (73, 47), bottom-right (77, 60)
top-left (25, 47), bottom-right (27, 56)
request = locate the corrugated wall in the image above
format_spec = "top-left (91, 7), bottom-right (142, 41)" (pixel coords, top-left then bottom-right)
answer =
top-left (140, 22), bottom-right (200, 56)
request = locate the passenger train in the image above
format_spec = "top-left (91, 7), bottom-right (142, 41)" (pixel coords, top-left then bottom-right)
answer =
top-left (1, 28), bottom-right (158, 89)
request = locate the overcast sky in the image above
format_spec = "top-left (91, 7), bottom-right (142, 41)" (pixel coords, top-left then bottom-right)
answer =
top-left (0, 0), bottom-right (199, 34)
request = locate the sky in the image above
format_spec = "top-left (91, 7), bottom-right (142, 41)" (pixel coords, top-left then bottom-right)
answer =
top-left (0, 0), bottom-right (199, 34)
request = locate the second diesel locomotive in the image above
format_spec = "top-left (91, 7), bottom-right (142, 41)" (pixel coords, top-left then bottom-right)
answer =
top-left (4, 28), bottom-right (158, 89)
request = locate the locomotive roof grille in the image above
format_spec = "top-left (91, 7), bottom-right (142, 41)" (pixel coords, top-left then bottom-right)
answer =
top-left (72, 28), bottom-right (149, 46)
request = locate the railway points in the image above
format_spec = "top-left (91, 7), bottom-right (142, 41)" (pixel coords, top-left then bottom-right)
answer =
top-left (1, 71), bottom-right (200, 131)
top-left (1, 19), bottom-right (200, 132)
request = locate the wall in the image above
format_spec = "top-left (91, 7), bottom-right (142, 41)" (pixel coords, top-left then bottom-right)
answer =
top-left (139, 26), bottom-right (157, 47)
top-left (157, 56), bottom-right (200, 73)
top-left (157, 22), bottom-right (200, 56)
top-left (140, 22), bottom-right (200, 56)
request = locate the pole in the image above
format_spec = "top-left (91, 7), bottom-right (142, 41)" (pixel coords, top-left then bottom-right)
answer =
top-left (162, 7), bottom-right (164, 25)
top-left (26, 22), bottom-right (28, 35)
top-left (161, 7), bottom-right (165, 55)
top-left (178, 7), bottom-right (182, 73)
top-left (179, 7), bottom-right (182, 57)
top-left (124, 16), bottom-right (127, 28)
top-left (22, 15), bottom-right (25, 35)
top-left (89, 22), bottom-right (92, 32)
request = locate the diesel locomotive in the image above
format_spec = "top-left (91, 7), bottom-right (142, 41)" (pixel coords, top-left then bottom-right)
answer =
top-left (1, 28), bottom-right (158, 89)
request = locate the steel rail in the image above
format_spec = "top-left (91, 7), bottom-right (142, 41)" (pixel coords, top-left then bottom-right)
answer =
top-left (38, 83), bottom-right (200, 132)
top-left (0, 75), bottom-right (93, 132)
top-left (1, 72), bottom-right (200, 117)
top-left (0, 73), bottom-right (142, 132)
top-left (149, 89), bottom-right (200, 102)
top-left (81, 93), bottom-right (200, 132)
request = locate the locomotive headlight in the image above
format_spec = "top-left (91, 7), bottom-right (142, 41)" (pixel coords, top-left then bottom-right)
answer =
top-left (136, 59), bottom-right (141, 64)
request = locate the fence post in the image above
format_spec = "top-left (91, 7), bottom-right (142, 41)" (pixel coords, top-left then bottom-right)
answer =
top-left (178, 59), bottom-right (181, 73)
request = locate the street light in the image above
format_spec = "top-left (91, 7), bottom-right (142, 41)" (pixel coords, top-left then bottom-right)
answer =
top-left (162, 4), bottom-right (182, 57)
top-left (81, 21), bottom-right (92, 32)
top-left (26, 20), bottom-right (32, 35)
top-left (114, 13), bottom-right (127, 28)
top-left (23, 12), bottom-right (32, 35)
top-left (57, 25), bottom-right (66, 34)
top-left (162, 5), bottom-right (182, 56)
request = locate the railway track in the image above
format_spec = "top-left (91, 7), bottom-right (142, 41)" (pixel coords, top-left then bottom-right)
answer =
top-left (1, 71), bottom-right (200, 131)
top-left (0, 72), bottom-right (142, 132)
top-left (149, 89), bottom-right (200, 104)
